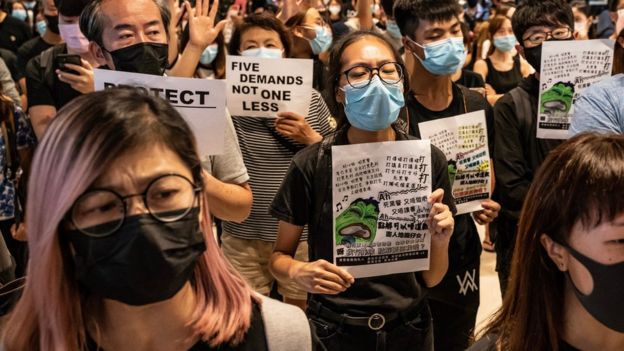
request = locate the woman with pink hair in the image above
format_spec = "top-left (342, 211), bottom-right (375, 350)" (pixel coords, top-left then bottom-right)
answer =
top-left (1, 87), bottom-right (313, 351)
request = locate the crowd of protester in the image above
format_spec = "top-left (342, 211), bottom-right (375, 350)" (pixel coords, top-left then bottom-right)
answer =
top-left (0, 0), bottom-right (620, 350)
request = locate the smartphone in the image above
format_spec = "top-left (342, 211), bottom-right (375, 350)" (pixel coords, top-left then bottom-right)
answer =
top-left (56, 54), bottom-right (82, 74)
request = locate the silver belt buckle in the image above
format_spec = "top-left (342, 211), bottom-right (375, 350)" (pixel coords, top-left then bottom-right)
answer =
top-left (368, 313), bottom-right (386, 331)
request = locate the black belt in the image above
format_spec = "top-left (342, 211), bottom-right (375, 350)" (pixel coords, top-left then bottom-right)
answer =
top-left (307, 300), bottom-right (426, 331)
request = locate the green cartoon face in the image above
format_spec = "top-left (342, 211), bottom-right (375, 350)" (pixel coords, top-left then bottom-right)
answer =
top-left (447, 161), bottom-right (457, 185)
top-left (540, 82), bottom-right (575, 116)
top-left (335, 199), bottom-right (380, 245)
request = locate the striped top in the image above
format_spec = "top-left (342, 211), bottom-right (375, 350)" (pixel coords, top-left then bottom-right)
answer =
top-left (224, 90), bottom-right (334, 241)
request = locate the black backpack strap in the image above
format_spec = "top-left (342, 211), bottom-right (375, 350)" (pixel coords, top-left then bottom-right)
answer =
top-left (39, 46), bottom-right (57, 90)
top-left (311, 133), bottom-right (337, 237)
top-left (509, 87), bottom-right (533, 143)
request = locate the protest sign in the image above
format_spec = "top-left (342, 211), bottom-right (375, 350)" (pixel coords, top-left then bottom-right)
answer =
top-left (94, 69), bottom-right (227, 157)
top-left (419, 111), bottom-right (491, 215)
top-left (226, 55), bottom-right (313, 118)
top-left (537, 39), bottom-right (614, 139)
top-left (332, 140), bottom-right (432, 278)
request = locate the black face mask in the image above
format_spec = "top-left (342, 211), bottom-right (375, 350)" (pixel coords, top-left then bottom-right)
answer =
top-left (523, 38), bottom-right (573, 73)
top-left (107, 42), bottom-right (169, 76)
top-left (523, 44), bottom-right (543, 73)
top-left (45, 15), bottom-right (59, 34)
top-left (65, 208), bottom-right (206, 306)
top-left (566, 244), bottom-right (624, 333)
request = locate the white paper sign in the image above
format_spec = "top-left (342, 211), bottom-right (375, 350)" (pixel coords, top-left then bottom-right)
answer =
top-left (94, 69), bottom-right (227, 157)
top-left (332, 140), bottom-right (432, 279)
top-left (537, 39), bottom-right (614, 139)
top-left (419, 111), bottom-right (491, 215)
top-left (226, 55), bottom-right (313, 118)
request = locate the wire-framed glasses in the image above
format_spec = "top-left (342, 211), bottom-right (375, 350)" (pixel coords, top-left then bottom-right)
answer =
top-left (70, 174), bottom-right (202, 237)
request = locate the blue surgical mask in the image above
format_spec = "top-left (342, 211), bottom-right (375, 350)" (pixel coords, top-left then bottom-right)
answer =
top-left (342, 76), bottom-right (405, 131)
top-left (11, 9), bottom-right (27, 21)
top-left (241, 47), bottom-right (283, 59)
top-left (408, 36), bottom-right (466, 76)
top-left (493, 34), bottom-right (516, 53)
top-left (199, 44), bottom-right (218, 65)
top-left (24, 1), bottom-right (37, 9)
top-left (308, 25), bottom-right (333, 55)
top-left (386, 20), bottom-right (402, 39)
top-left (36, 20), bottom-right (46, 36)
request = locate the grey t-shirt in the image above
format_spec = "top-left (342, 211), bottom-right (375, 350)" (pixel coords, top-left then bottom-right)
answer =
top-left (570, 74), bottom-right (624, 136)
top-left (0, 58), bottom-right (21, 108)
top-left (202, 109), bottom-right (250, 185)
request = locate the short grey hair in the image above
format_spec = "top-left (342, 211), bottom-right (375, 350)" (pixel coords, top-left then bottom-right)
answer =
top-left (80, 0), bottom-right (171, 47)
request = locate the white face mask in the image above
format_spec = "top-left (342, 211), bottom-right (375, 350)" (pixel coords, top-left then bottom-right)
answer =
top-left (58, 23), bottom-right (90, 53)
top-left (329, 5), bottom-right (341, 15)
top-left (575, 21), bottom-right (587, 34)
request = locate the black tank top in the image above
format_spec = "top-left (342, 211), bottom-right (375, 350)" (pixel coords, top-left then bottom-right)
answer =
top-left (485, 54), bottom-right (523, 94)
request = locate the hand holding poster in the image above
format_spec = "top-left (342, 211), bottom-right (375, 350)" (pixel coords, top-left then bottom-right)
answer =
top-left (226, 55), bottom-right (313, 118)
top-left (418, 111), bottom-right (491, 215)
top-left (332, 140), bottom-right (432, 279)
top-left (94, 69), bottom-right (227, 157)
top-left (537, 39), bottom-right (614, 139)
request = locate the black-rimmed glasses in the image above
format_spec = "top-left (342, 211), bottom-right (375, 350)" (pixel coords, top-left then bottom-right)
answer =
top-left (523, 27), bottom-right (572, 46)
top-left (70, 174), bottom-right (202, 237)
top-left (342, 62), bottom-right (404, 89)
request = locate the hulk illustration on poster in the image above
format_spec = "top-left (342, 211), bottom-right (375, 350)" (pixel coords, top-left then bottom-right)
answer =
top-left (540, 82), bottom-right (574, 118)
top-left (335, 198), bottom-right (380, 246)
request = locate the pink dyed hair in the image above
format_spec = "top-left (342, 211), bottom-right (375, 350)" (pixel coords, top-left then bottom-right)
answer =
top-left (2, 88), bottom-right (255, 350)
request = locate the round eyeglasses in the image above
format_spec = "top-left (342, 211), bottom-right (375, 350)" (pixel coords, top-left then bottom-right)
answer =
top-left (342, 62), bottom-right (404, 88)
top-left (70, 174), bottom-right (202, 237)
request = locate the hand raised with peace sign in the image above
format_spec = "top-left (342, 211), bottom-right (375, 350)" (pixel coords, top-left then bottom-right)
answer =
top-left (184, 0), bottom-right (227, 51)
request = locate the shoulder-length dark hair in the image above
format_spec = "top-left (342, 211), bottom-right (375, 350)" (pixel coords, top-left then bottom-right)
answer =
top-left (326, 30), bottom-right (410, 130)
top-left (228, 12), bottom-right (292, 57)
top-left (480, 133), bottom-right (624, 351)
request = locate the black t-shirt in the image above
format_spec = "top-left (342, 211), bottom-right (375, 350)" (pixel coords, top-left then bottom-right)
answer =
top-left (485, 55), bottom-right (523, 94)
top-left (406, 83), bottom-right (495, 270)
top-left (0, 47), bottom-right (23, 82)
top-left (25, 44), bottom-right (82, 110)
top-left (0, 15), bottom-right (32, 53)
top-left (270, 126), bottom-right (455, 315)
top-left (88, 301), bottom-right (269, 351)
top-left (492, 74), bottom-right (562, 222)
top-left (17, 36), bottom-right (53, 73)
top-left (456, 69), bottom-right (486, 89)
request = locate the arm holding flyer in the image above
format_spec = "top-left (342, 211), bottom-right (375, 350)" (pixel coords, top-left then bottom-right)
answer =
top-left (472, 198), bottom-right (500, 225)
top-left (271, 221), bottom-right (354, 295)
top-left (420, 189), bottom-right (454, 287)
top-left (275, 111), bottom-right (322, 145)
top-left (270, 186), bottom-right (454, 293)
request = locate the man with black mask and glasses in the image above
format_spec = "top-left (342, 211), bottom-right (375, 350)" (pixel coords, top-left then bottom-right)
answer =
top-left (492, 0), bottom-right (575, 295)
top-left (79, 0), bottom-right (253, 225)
